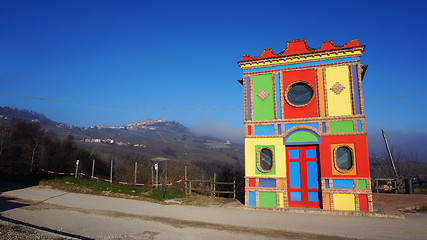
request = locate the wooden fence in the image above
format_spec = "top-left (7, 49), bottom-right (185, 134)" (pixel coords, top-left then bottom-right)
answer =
top-left (372, 175), bottom-right (427, 193)
top-left (372, 178), bottom-right (401, 193)
top-left (185, 179), bottom-right (236, 199)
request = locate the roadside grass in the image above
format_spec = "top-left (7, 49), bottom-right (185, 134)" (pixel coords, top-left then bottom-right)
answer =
top-left (416, 206), bottom-right (427, 212)
top-left (40, 176), bottom-right (185, 201)
top-left (385, 186), bottom-right (427, 194)
top-left (414, 186), bottom-right (427, 194)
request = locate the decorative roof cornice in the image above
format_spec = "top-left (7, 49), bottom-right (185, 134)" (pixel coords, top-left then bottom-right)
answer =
top-left (240, 39), bottom-right (363, 62)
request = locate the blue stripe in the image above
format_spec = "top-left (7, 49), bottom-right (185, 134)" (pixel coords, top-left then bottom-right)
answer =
top-left (284, 122), bottom-right (319, 132)
top-left (357, 120), bottom-right (362, 132)
top-left (277, 124), bottom-right (282, 135)
top-left (242, 57), bottom-right (361, 73)
top-left (275, 73), bottom-right (281, 119)
top-left (333, 179), bottom-right (354, 189)
top-left (248, 191), bottom-right (256, 206)
top-left (352, 65), bottom-right (361, 114)
top-left (322, 122), bottom-right (326, 133)
top-left (259, 178), bottom-right (276, 188)
top-left (246, 76), bottom-right (251, 120)
top-left (254, 124), bottom-right (275, 135)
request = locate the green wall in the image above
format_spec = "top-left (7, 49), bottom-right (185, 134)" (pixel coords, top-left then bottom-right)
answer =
top-left (329, 121), bottom-right (354, 133)
top-left (259, 192), bottom-right (277, 208)
top-left (253, 74), bottom-right (275, 120)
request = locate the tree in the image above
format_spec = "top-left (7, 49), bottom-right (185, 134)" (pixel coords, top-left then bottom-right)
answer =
top-left (9, 119), bottom-right (45, 173)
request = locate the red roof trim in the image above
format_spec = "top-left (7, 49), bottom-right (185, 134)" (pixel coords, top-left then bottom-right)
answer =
top-left (242, 39), bottom-right (360, 61)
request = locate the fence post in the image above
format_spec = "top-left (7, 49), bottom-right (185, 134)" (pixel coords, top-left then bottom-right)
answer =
top-left (151, 166), bottom-right (154, 185)
top-left (189, 181), bottom-right (192, 195)
top-left (184, 166), bottom-right (188, 194)
top-left (233, 181), bottom-right (236, 199)
top-left (75, 159), bottom-right (79, 178)
top-left (134, 162), bottom-right (138, 185)
top-left (155, 163), bottom-right (159, 189)
top-left (376, 179), bottom-right (379, 193)
top-left (213, 173), bottom-right (216, 197)
top-left (110, 160), bottom-right (113, 183)
top-left (210, 177), bottom-right (213, 196)
top-left (91, 159), bottom-right (95, 179)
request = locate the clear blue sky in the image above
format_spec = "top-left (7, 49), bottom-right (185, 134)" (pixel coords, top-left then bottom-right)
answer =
top-left (1, 1), bottom-right (427, 157)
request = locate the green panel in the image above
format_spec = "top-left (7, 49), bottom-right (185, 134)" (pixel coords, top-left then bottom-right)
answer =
top-left (286, 131), bottom-right (318, 143)
top-left (253, 74), bottom-right (274, 120)
top-left (255, 145), bottom-right (276, 175)
top-left (329, 121), bottom-right (354, 133)
top-left (259, 192), bottom-right (277, 208)
top-left (358, 179), bottom-right (367, 189)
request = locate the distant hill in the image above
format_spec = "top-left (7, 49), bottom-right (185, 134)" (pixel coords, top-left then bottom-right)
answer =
top-left (0, 106), bottom-right (244, 173)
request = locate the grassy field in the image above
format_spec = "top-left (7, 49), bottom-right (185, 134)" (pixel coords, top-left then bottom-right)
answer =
top-left (41, 176), bottom-right (185, 201)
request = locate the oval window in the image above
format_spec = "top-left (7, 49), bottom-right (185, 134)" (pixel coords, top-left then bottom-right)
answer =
top-left (286, 82), bottom-right (313, 107)
top-left (259, 148), bottom-right (273, 171)
top-left (336, 146), bottom-right (353, 171)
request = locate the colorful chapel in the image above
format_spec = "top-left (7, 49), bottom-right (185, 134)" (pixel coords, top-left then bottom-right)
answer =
top-left (238, 39), bottom-right (373, 211)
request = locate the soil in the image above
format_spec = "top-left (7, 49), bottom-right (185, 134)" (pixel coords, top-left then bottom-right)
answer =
top-left (373, 193), bottom-right (427, 212)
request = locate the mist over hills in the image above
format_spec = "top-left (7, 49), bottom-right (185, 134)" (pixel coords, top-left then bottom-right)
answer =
top-left (0, 106), bottom-right (244, 172)
top-left (2, 105), bottom-right (425, 179)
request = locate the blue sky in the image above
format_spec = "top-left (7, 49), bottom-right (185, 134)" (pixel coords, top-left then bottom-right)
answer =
top-left (1, 1), bottom-right (427, 157)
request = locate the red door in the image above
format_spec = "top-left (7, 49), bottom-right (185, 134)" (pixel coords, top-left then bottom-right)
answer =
top-left (286, 145), bottom-right (321, 208)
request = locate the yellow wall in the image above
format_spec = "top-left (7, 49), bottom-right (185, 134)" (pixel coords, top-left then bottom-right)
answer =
top-left (325, 66), bottom-right (352, 116)
top-left (245, 137), bottom-right (286, 177)
top-left (333, 194), bottom-right (355, 211)
top-left (279, 192), bottom-right (284, 208)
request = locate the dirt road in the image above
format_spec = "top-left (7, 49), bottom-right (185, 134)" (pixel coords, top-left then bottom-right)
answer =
top-left (1, 181), bottom-right (426, 240)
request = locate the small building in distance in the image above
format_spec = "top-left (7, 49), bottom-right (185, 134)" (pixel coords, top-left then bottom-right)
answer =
top-left (238, 39), bottom-right (373, 212)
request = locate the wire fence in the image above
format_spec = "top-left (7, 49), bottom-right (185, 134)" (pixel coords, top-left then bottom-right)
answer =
top-left (41, 165), bottom-right (236, 199)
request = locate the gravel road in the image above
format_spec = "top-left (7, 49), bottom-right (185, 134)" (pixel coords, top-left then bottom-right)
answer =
top-left (1, 181), bottom-right (426, 240)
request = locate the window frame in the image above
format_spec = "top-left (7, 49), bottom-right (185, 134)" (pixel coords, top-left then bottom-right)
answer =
top-left (284, 80), bottom-right (315, 108)
top-left (333, 145), bottom-right (355, 173)
top-left (257, 147), bottom-right (274, 173)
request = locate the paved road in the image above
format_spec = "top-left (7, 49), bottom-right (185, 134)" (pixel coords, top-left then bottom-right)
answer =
top-left (1, 182), bottom-right (426, 240)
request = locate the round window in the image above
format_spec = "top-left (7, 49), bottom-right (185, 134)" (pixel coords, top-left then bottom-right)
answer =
top-left (259, 148), bottom-right (273, 171)
top-left (335, 146), bottom-right (353, 171)
top-left (286, 82), bottom-right (314, 107)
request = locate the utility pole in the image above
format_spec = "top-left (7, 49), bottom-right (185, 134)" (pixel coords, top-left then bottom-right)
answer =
top-left (382, 129), bottom-right (399, 178)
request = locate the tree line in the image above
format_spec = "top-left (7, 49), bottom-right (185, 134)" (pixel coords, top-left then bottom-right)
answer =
top-left (0, 118), bottom-right (109, 180)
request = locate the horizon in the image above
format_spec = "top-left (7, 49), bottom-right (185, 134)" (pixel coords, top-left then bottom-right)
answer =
top-left (1, 1), bottom-right (426, 160)
top-left (1, 104), bottom-right (426, 162)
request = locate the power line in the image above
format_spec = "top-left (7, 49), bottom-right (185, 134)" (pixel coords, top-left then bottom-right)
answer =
top-left (364, 92), bottom-right (427, 102)
top-left (0, 90), bottom-right (426, 111)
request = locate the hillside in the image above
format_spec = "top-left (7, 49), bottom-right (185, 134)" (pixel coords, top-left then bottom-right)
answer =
top-left (0, 106), bottom-right (244, 174)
